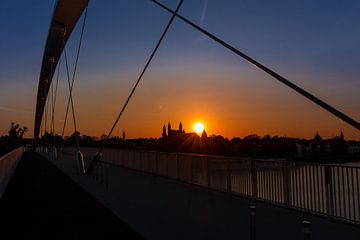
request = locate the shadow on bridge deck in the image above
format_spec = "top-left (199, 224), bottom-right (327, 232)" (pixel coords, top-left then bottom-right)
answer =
top-left (0, 152), bottom-right (142, 240)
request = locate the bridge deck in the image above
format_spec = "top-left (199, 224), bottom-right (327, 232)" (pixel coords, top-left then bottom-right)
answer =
top-left (55, 153), bottom-right (360, 240)
top-left (0, 152), bottom-right (142, 240)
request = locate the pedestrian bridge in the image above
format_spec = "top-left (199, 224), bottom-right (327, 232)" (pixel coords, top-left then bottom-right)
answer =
top-left (0, 147), bottom-right (359, 239)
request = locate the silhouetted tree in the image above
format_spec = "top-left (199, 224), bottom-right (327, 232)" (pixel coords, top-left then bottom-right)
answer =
top-left (0, 122), bottom-right (28, 156)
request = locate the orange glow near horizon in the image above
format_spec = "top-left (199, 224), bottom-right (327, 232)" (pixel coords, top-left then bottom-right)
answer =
top-left (1, 63), bottom-right (360, 140)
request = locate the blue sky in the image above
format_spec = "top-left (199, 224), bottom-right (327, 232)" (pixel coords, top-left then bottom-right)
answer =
top-left (1, 0), bottom-right (360, 139)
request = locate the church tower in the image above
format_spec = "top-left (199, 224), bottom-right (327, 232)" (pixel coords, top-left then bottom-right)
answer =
top-left (168, 122), bottom-right (171, 134)
top-left (162, 124), bottom-right (167, 138)
top-left (201, 130), bottom-right (208, 138)
top-left (179, 121), bottom-right (183, 132)
top-left (340, 131), bottom-right (344, 140)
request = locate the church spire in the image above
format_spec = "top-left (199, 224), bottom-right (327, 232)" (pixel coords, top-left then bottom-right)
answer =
top-left (201, 130), bottom-right (208, 138)
top-left (168, 122), bottom-right (171, 133)
top-left (162, 124), bottom-right (167, 138)
top-left (179, 121), bottom-right (183, 132)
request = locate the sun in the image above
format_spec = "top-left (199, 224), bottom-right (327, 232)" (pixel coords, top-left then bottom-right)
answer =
top-left (193, 122), bottom-right (205, 135)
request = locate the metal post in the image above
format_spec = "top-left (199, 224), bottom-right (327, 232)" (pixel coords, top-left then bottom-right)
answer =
top-left (176, 153), bottom-right (179, 180)
top-left (251, 160), bottom-right (258, 200)
top-left (283, 162), bottom-right (291, 207)
top-left (302, 221), bottom-right (311, 240)
top-left (325, 165), bottom-right (334, 218)
top-left (206, 156), bottom-right (211, 189)
top-left (155, 151), bottom-right (159, 175)
top-left (250, 206), bottom-right (256, 240)
top-left (105, 163), bottom-right (109, 188)
top-left (226, 158), bottom-right (231, 194)
top-left (166, 153), bottom-right (169, 177)
top-left (190, 156), bottom-right (194, 184)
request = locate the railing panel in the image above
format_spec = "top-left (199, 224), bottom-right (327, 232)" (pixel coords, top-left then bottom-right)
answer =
top-left (208, 157), bottom-right (228, 192)
top-left (166, 153), bottom-right (178, 179)
top-left (156, 152), bottom-right (168, 177)
top-left (191, 155), bottom-right (207, 187)
top-left (256, 160), bottom-right (284, 204)
top-left (61, 147), bottom-right (360, 225)
top-left (178, 154), bottom-right (192, 183)
top-left (230, 159), bottom-right (251, 197)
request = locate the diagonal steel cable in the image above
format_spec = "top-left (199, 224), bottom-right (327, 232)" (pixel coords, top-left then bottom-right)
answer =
top-left (61, 5), bottom-right (89, 138)
top-left (85, 0), bottom-right (185, 174)
top-left (50, 57), bottom-right (61, 147)
top-left (44, 58), bottom-right (55, 148)
top-left (151, 0), bottom-right (360, 132)
top-left (63, 46), bottom-right (80, 148)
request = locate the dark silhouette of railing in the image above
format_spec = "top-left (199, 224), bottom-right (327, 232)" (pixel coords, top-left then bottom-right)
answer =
top-left (60, 147), bottom-right (360, 226)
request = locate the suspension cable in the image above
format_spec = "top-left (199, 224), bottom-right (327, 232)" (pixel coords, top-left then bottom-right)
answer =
top-left (151, 0), bottom-right (360, 132)
top-left (44, 58), bottom-right (55, 148)
top-left (61, 5), bottom-right (88, 139)
top-left (43, 88), bottom-right (50, 147)
top-left (63, 46), bottom-right (80, 148)
top-left (50, 62), bottom-right (55, 135)
top-left (51, 57), bottom-right (61, 148)
top-left (85, 0), bottom-right (184, 175)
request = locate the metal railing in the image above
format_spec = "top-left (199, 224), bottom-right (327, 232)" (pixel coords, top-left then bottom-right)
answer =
top-left (0, 147), bottom-right (24, 198)
top-left (62, 147), bottom-right (360, 225)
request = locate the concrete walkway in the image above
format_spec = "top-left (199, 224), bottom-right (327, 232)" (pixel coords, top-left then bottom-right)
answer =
top-left (0, 152), bottom-right (142, 240)
top-left (52, 153), bottom-right (360, 240)
top-left (2, 151), bottom-right (359, 239)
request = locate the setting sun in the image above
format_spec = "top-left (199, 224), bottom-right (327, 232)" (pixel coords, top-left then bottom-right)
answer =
top-left (193, 122), bottom-right (205, 135)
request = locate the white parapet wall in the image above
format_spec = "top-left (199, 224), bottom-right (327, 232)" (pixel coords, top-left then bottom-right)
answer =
top-left (0, 147), bottom-right (24, 198)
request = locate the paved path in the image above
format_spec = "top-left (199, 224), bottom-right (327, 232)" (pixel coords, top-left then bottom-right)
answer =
top-left (0, 152), bottom-right (142, 240)
top-left (54, 153), bottom-right (360, 240)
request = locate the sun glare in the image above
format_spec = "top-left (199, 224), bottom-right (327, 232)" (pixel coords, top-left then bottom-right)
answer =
top-left (193, 122), bottom-right (205, 135)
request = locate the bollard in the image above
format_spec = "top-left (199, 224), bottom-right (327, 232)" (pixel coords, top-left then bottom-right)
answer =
top-left (53, 147), bottom-right (58, 160)
top-left (76, 151), bottom-right (85, 174)
top-left (303, 221), bottom-right (311, 240)
top-left (250, 206), bottom-right (256, 240)
top-left (85, 152), bottom-right (102, 175)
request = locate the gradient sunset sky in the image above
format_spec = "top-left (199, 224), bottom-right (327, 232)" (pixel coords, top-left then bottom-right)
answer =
top-left (1, 0), bottom-right (360, 139)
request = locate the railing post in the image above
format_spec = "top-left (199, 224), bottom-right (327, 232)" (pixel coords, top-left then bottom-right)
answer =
top-left (190, 156), bottom-right (194, 184)
top-left (283, 162), bottom-right (291, 207)
top-left (250, 206), bottom-right (256, 240)
top-left (226, 158), bottom-right (231, 194)
top-left (251, 160), bottom-right (258, 200)
top-left (105, 163), bottom-right (109, 188)
top-left (155, 151), bottom-right (159, 175)
top-left (302, 221), bottom-right (311, 240)
top-left (166, 153), bottom-right (169, 177)
top-left (176, 153), bottom-right (180, 180)
top-left (325, 165), bottom-right (334, 218)
top-left (206, 156), bottom-right (211, 189)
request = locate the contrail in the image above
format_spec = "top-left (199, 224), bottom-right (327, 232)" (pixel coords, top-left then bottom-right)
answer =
top-left (200, 0), bottom-right (208, 27)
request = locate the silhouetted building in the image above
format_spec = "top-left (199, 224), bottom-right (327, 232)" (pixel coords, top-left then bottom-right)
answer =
top-left (163, 121), bottom-right (185, 138)
top-left (162, 125), bottom-right (167, 138)
top-left (201, 130), bottom-right (207, 138)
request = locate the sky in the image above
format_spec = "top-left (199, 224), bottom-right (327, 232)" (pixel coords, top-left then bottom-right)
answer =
top-left (0, 0), bottom-right (360, 140)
